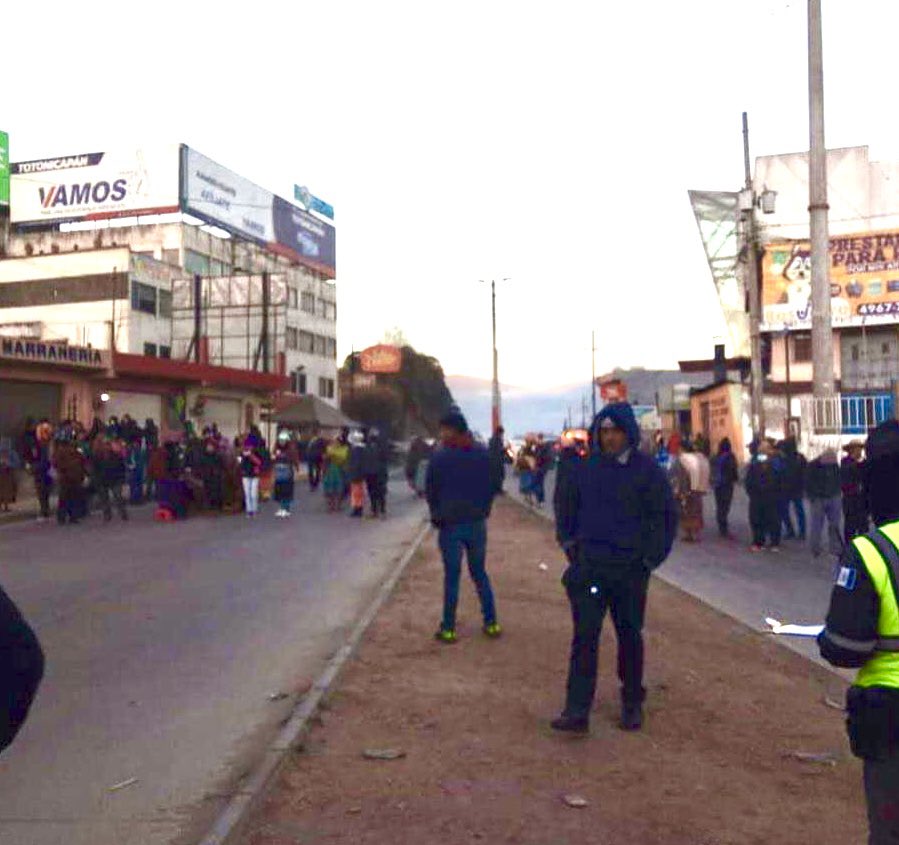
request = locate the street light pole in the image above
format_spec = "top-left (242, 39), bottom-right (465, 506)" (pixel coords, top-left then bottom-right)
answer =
top-left (809, 0), bottom-right (835, 398)
top-left (480, 278), bottom-right (510, 433)
top-left (591, 330), bottom-right (597, 420)
top-left (743, 112), bottom-right (765, 441)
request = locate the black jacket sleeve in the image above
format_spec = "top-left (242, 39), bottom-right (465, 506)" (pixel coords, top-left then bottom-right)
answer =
top-left (817, 544), bottom-right (880, 668)
top-left (642, 462), bottom-right (678, 569)
top-left (0, 584), bottom-right (44, 755)
top-left (554, 459), bottom-right (580, 549)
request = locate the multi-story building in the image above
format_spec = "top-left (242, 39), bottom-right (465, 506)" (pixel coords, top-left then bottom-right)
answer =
top-left (0, 144), bottom-right (337, 441)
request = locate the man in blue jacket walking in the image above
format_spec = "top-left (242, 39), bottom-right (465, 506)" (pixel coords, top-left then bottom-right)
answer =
top-left (553, 402), bottom-right (677, 732)
top-left (426, 411), bottom-right (500, 644)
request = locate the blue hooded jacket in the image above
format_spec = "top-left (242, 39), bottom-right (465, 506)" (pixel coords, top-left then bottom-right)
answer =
top-left (555, 403), bottom-right (677, 572)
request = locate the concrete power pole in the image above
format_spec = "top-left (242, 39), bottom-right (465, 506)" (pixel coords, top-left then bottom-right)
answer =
top-left (491, 279), bottom-right (501, 433)
top-left (591, 330), bottom-right (597, 420)
top-left (809, 0), bottom-right (835, 397)
top-left (743, 112), bottom-right (765, 441)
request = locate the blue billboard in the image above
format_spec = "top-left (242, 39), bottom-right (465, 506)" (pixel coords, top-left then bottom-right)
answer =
top-left (272, 196), bottom-right (336, 277)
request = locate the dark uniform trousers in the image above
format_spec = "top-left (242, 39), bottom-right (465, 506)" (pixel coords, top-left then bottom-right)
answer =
top-left (864, 755), bottom-right (899, 843)
top-left (563, 559), bottom-right (649, 719)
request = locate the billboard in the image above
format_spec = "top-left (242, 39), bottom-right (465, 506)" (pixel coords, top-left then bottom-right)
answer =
top-left (272, 196), bottom-right (336, 276)
top-left (0, 131), bottom-right (8, 207)
top-left (360, 344), bottom-right (402, 374)
top-left (762, 229), bottom-right (899, 329)
top-left (10, 146), bottom-right (180, 224)
top-left (181, 147), bottom-right (275, 243)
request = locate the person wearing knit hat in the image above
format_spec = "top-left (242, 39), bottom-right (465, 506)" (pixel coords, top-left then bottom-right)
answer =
top-left (819, 420), bottom-right (899, 842)
top-left (426, 410), bottom-right (500, 643)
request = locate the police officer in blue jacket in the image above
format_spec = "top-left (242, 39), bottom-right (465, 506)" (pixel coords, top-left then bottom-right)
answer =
top-left (552, 402), bottom-right (677, 733)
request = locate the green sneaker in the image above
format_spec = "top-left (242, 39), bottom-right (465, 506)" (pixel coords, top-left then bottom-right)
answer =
top-left (434, 627), bottom-right (457, 644)
top-left (483, 622), bottom-right (502, 639)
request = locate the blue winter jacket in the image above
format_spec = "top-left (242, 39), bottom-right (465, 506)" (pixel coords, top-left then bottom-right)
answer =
top-left (556, 403), bottom-right (678, 572)
top-left (426, 437), bottom-right (493, 527)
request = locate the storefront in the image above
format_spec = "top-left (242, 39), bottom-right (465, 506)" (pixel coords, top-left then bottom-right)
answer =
top-left (690, 381), bottom-right (749, 461)
top-left (0, 338), bottom-right (110, 441)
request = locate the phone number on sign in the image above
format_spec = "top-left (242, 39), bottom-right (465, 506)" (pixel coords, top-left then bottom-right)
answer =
top-left (858, 301), bottom-right (899, 316)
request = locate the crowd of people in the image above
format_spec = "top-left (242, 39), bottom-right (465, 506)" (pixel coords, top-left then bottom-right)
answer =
top-left (0, 417), bottom-right (395, 525)
top-left (650, 431), bottom-right (872, 558)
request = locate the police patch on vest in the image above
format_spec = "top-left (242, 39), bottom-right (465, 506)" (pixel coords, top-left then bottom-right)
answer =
top-left (836, 566), bottom-right (858, 591)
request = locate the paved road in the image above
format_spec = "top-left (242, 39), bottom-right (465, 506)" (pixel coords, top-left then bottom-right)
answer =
top-left (0, 479), bottom-right (427, 845)
top-left (509, 468), bottom-right (845, 672)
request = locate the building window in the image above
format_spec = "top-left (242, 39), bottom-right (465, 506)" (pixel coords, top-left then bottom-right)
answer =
top-left (314, 334), bottom-right (327, 356)
top-left (324, 301), bottom-right (337, 320)
top-left (326, 337), bottom-right (337, 358)
top-left (131, 281), bottom-right (158, 316)
top-left (288, 287), bottom-right (298, 309)
top-left (162, 249), bottom-right (181, 267)
top-left (319, 377), bottom-right (335, 399)
top-left (144, 342), bottom-right (158, 357)
top-left (301, 291), bottom-right (316, 313)
top-left (286, 326), bottom-right (299, 350)
top-left (160, 345), bottom-right (171, 359)
top-left (293, 371), bottom-right (307, 395)
top-left (791, 332), bottom-right (812, 363)
top-left (158, 289), bottom-right (173, 319)
top-left (299, 330), bottom-right (315, 353)
top-left (184, 249), bottom-right (210, 276)
top-left (852, 344), bottom-right (860, 362)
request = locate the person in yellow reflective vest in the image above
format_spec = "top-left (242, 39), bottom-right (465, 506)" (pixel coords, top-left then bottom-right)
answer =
top-left (819, 419), bottom-right (899, 844)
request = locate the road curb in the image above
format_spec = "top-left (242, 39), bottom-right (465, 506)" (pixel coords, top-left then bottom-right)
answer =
top-left (196, 518), bottom-right (432, 845)
top-left (505, 490), bottom-right (849, 682)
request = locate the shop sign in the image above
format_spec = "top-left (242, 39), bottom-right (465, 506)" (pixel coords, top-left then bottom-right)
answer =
top-left (763, 228), bottom-right (899, 329)
top-left (360, 344), bottom-right (402, 374)
top-left (0, 338), bottom-right (106, 368)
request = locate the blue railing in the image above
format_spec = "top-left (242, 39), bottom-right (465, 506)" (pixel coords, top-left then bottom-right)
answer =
top-left (841, 393), bottom-right (894, 434)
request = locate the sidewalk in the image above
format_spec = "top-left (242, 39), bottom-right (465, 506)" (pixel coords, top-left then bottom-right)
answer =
top-left (239, 497), bottom-right (865, 845)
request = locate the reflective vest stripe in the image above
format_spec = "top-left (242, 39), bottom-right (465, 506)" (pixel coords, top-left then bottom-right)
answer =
top-left (853, 523), bottom-right (899, 688)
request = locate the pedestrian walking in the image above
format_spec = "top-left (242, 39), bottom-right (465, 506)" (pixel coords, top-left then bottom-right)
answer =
top-left (273, 431), bottom-right (297, 518)
top-left (198, 437), bottom-right (225, 511)
top-left (239, 440), bottom-right (263, 517)
top-left (27, 421), bottom-right (54, 520)
top-left (306, 430), bottom-right (325, 491)
top-left (806, 448), bottom-right (843, 558)
top-left (711, 437), bottom-right (739, 538)
top-left (0, 581), bottom-right (44, 756)
top-left (745, 440), bottom-right (782, 552)
top-left (552, 402), bottom-right (677, 733)
top-left (363, 430), bottom-right (389, 518)
top-left (819, 420), bottom-right (899, 844)
top-left (515, 437), bottom-right (537, 505)
top-left (426, 411), bottom-right (500, 644)
top-left (779, 437), bottom-right (808, 540)
top-left (53, 432), bottom-right (87, 525)
top-left (676, 440), bottom-right (710, 542)
top-left (532, 433), bottom-right (552, 507)
top-left (488, 426), bottom-right (508, 497)
top-left (842, 440), bottom-right (870, 544)
top-left (92, 435), bottom-right (129, 522)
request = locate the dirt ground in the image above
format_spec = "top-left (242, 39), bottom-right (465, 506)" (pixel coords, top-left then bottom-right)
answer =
top-left (241, 497), bottom-right (866, 845)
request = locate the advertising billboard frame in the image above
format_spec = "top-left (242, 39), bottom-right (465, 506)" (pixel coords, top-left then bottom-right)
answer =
top-left (0, 130), bottom-right (9, 207)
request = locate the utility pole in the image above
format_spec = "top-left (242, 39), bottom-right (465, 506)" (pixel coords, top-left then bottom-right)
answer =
top-left (809, 0), bottom-right (835, 397)
top-left (591, 330), bottom-right (597, 420)
top-left (480, 278), bottom-right (510, 433)
top-left (743, 112), bottom-right (765, 441)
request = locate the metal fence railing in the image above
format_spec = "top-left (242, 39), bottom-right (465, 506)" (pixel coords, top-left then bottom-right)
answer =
top-left (801, 393), bottom-right (895, 436)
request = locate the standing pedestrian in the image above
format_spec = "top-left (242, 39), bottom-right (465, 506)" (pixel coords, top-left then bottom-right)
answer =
top-left (842, 440), bottom-right (870, 544)
top-left (0, 581), bottom-right (44, 755)
top-left (273, 431), bottom-right (297, 518)
top-left (92, 435), bottom-right (129, 522)
top-left (552, 402), bottom-right (677, 733)
top-left (677, 440), bottom-right (710, 542)
top-left (779, 437), bottom-right (808, 540)
top-left (711, 437), bottom-right (739, 538)
top-left (198, 437), bottom-right (225, 511)
top-left (347, 432), bottom-right (367, 518)
top-left (0, 442), bottom-right (19, 513)
top-left (532, 433), bottom-right (552, 507)
top-left (363, 430), bottom-right (389, 518)
top-left (806, 448), bottom-right (843, 558)
top-left (239, 440), bottom-right (263, 517)
top-left (745, 440), bottom-right (782, 552)
top-left (306, 429), bottom-right (325, 491)
top-left (53, 432), bottom-right (87, 525)
top-left (426, 411), bottom-right (500, 644)
top-left (818, 420), bottom-right (899, 843)
top-left (323, 434), bottom-right (350, 512)
top-left (27, 421), bottom-right (54, 521)
top-left (488, 426), bottom-right (508, 497)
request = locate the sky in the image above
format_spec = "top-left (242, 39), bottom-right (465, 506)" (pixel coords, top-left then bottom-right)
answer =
top-left (5, 1), bottom-right (899, 390)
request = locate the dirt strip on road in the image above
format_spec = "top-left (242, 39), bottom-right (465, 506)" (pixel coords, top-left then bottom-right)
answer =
top-left (240, 497), bottom-right (865, 845)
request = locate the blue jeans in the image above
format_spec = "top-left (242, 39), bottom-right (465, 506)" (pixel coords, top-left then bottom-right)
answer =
top-left (437, 521), bottom-right (497, 631)
top-left (780, 497), bottom-right (807, 538)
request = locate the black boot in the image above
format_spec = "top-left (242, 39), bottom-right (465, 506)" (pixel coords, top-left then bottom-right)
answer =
top-left (550, 714), bottom-right (589, 734)
top-left (619, 702), bottom-right (643, 731)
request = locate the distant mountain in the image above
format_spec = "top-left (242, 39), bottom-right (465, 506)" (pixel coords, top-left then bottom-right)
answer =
top-left (447, 368), bottom-right (712, 439)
